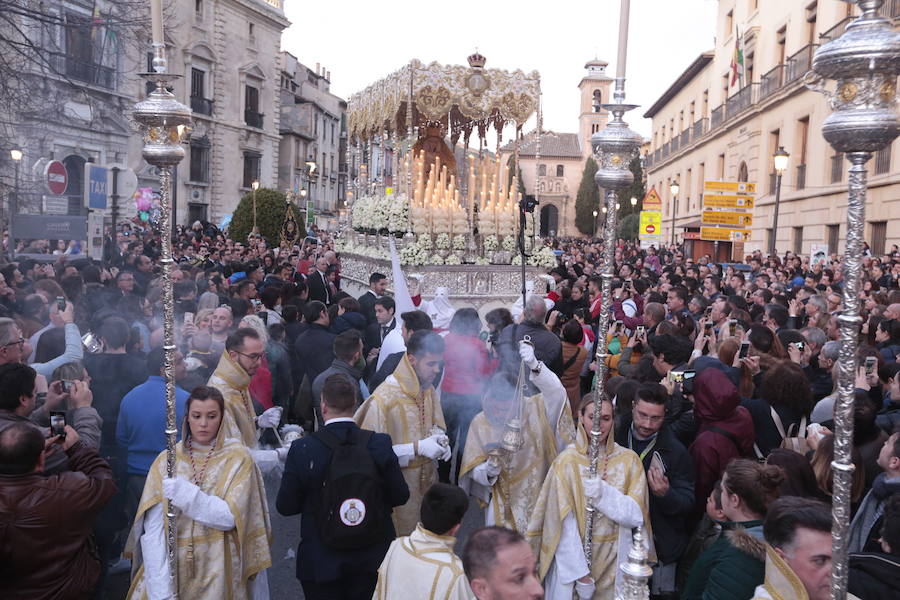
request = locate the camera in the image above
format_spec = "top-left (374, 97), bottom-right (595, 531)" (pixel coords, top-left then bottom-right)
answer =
top-left (49, 411), bottom-right (66, 439)
top-left (60, 380), bottom-right (74, 394)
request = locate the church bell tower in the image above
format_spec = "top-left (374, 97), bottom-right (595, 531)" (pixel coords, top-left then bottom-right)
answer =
top-left (578, 59), bottom-right (613, 160)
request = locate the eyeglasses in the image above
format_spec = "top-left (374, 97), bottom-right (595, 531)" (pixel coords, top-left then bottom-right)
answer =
top-left (2, 337), bottom-right (25, 348)
top-left (234, 351), bottom-right (263, 363)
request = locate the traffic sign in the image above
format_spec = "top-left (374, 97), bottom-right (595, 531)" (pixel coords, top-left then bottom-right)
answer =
top-left (640, 211), bottom-right (662, 238)
top-left (703, 181), bottom-right (756, 194)
top-left (84, 164), bottom-right (108, 210)
top-left (43, 195), bottom-right (69, 215)
top-left (44, 161), bottom-right (68, 195)
top-left (108, 166), bottom-right (138, 202)
top-left (700, 227), bottom-right (752, 242)
top-left (642, 187), bottom-right (662, 211)
top-left (701, 210), bottom-right (754, 227)
top-left (702, 194), bottom-right (755, 210)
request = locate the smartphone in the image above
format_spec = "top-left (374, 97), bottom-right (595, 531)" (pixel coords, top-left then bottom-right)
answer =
top-left (183, 311), bottom-right (194, 326)
top-left (669, 370), bottom-right (685, 383)
top-left (650, 451), bottom-right (667, 475)
top-left (251, 299), bottom-right (261, 308)
top-left (704, 322), bottom-right (713, 335)
top-left (705, 306), bottom-right (713, 318)
top-left (61, 380), bottom-right (74, 394)
top-left (793, 341), bottom-right (805, 352)
top-left (49, 411), bottom-right (66, 439)
top-left (614, 320), bottom-right (623, 334)
top-left (865, 355), bottom-right (877, 376)
top-left (56, 296), bottom-right (66, 311)
top-left (636, 325), bottom-right (645, 337)
top-left (624, 279), bottom-right (632, 291)
top-left (682, 369), bottom-right (697, 381)
top-left (729, 319), bottom-right (737, 337)
top-left (739, 340), bottom-right (751, 359)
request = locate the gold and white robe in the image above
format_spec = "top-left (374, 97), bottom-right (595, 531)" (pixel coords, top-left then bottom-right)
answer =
top-left (124, 436), bottom-right (272, 600)
top-left (208, 352), bottom-right (257, 448)
top-left (458, 365), bottom-right (575, 532)
top-left (526, 428), bottom-right (653, 600)
top-left (354, 354), bottom-right (446, 536)
top-left (373, 524), bottom-right (474, 600)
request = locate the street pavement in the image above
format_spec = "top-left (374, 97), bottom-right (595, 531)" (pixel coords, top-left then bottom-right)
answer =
top-left (106, 471), bottom-right (485, 599)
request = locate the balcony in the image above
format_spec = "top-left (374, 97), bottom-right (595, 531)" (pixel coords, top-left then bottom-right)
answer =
top-left (244, 109), bottom-right (264, 129)
top-left (760, 64), bottom-right (784, 97)
top-left (796, 164), bottom-right (807, 190)
top-left (680, 128), bottom-right (691, 148)
top-left (726, 83), bottom-right (758, 120)
top-left (671, 135), bottom-right (680, 152)
top-left (692, 118), bottom-right (707, 139)
top-left (831, 153), bottom-right (844, 183)
top-left (819, 17), bottom-right (854, 44)
top-left (190, 96), bottom-right (214, 116)
top-left (49, 52), bottom-right (115, 89)
top-left (874, 145), bottom-right (892, 175)
top-left (710, 104), bottom-right (724, 129)
top-left (661, 141), bottom-right (670, 160)
top-left (786, 44), bottom-right (817, 85)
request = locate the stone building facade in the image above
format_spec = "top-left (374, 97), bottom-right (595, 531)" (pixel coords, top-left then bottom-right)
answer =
top-left (644, 0), bottom-right (899, 256)
top-left (278, 52), bottom-right (347, 227)
top-left (500, 60), bottom-right (614, 237)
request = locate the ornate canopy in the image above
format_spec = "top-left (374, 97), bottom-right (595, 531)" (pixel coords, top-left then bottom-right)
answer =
top-left (347, 53), bottom-right (541, 145)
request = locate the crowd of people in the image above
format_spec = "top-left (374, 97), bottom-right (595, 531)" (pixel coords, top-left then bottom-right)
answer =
top-left (1, 221), bottom-right (899, 600)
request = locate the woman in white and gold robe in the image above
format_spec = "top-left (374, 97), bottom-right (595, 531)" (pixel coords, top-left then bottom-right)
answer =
top-left (526, 393), bottom-right (653, 600)
top-left (125, 386), bottom-right (272, 600)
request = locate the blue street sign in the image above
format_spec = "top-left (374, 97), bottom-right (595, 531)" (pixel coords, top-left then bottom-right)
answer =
top-left (85, 164), bottom-right (108, 210)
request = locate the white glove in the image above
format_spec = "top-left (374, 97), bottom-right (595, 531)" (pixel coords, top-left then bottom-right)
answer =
top-left (418, 434), bottom-right (451, 461)
top-left (163, 477), bottom-right (200, 511)
top-left (575, 578), bottom-right (596, 600)
top-left (256, 406), bottom-right (283, 428)
top-left (484, 460), bottom-right (502, 479)
top-left (519, 341), bottom-right (538, 369)
top-left (276, 446), bottom-right (289, 461)
top-left (581, 469), bottom-right (603, 505)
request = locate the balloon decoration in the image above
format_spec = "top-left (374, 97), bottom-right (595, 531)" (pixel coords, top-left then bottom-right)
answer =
top-left (133, 188), bottom-right (163, 228)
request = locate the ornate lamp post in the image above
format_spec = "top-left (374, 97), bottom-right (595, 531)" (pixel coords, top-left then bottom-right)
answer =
top-left (592, 209), bottom-right (598, 237)
top-left (251, 180), bottom-right (260, 234)
top-left (669, 180), bottom-right (679, 246)
top-left (808, 1), bottom-right (900, 598)
top-left (586, 1), bottom-right (651, 597)
top-left (132, 1), bottom-right (192, 592)
top-left (770, 146), bottom-right (790, 257)
top-left (10, 149), bottom-right (22, 216)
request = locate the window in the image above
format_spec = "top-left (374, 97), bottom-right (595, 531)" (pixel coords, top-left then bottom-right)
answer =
top-left (593, 90), bottom-right (602, 113)
top-left (195, 0), bottom-right (203, 17)
top-left (242, 152), bottom-right (260, 188)
top-left (793, 226), bottom-right (803, 255)
top-left (698, 162), bottom-right (706, 201)
top-left (725, 10), bottom-right (733, 39)
top-left (248, 23), bottom-right (255, 40)
top-left (827, 224), bottom-right (840, 253)
top-left (717, 153), bottom-right (725, 179)
top-left (244, 85), bottom-right (262, 128)
top-left (871, 221), bottom-right (887, 255)
top-left (797, 117), bottom-right (809, 189)
top-left (805, 2), bottom-right (818, 45)
top-left (538, 164), bottom-right (547, 177)
top-left (738, 161), bottom-right (748, 182)
top-left (831, 153), bottom-right (844, 183)
top-left (191, 68), bottom-right (205, 98)
top-left (702, 90), bottom-right (709, 117)
top-left (875, 144), bottom-right (892, 175)
top-left (556, 165), bottom-right (564, 177)
top-left (686, 168), bottom-right (693, 209)
top-left (776, 26), bottom-right (787, 65)
top-left (190, 140), bottom-right (210, 183)
top-left (65, 13), bottom-right (92, 63)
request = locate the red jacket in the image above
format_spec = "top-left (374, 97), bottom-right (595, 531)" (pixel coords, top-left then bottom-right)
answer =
top-left (440, 333), bottom-right (496, 396)
top-left (689, 368), bottom-right (755, 514)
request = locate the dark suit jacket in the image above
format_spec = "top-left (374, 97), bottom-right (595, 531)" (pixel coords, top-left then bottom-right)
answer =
top-left (294, 323), bottom-right (336, 387)
top-left (367, 351), bottom-right (404, 394)
top-left (357, 290), bottom-right (379, 324)
top-left (307, 270), bottom-right (331, 304)
top-left (363, 317), bottom-right (396, 356)
top-left (276, 421), bottom-right (409, 582)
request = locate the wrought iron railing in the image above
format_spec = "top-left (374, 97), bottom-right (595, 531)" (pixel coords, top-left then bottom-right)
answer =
top-left (796, 164), bottom-right (807, 190)
top-left (819, 17), bottom-right (854, 44)
top-left (760, 64), bottom-right (785, 97)
top-left (190, 96), bottom-right (214, 116)
top-left (710, 104), bottom-right (724, 129)
top-left (874, 145), bottom-right (892, 175)
top-left (671, 135), bottom-right (680, 152)
top-left (726, 83), bottom-right (758, 120)
top-left (244, 110), bottom-right (264, 128)
top-left (680, 128), bottom-right (691, 147)
top-left (49, 52), bottom-right (115, 89)
top-left (693, 118), bottom-right (707, 139)
top-left (785, 44), bottom-right (818, 84)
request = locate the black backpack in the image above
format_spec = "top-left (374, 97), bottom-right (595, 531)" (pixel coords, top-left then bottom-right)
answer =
top-left (314, 427), bottom-right (386, 550)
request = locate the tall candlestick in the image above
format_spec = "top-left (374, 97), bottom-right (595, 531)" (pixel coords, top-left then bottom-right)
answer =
top-left (150, 0), bottom-right (164, 46)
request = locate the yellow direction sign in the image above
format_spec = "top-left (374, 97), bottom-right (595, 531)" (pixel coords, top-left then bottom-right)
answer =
top-left (702, 194), bottom-right (755, 210)
top-left (700, 227), bottom-right (752, 242)
top-left (703, 181), bottom-right (756, 194)
top-left (701, 210), bottom-right (754, 227)
top-left (639, 211), bottom-right (662, 237)
top-left (643, 186), bottom-right (662, 211)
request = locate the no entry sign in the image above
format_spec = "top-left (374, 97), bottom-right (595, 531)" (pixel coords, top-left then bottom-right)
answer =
top-left (44, 161), bottom-right (68, 196)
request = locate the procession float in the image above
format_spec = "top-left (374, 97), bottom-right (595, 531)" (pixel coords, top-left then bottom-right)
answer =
top-left (337, 53), bottom-right (556, 311)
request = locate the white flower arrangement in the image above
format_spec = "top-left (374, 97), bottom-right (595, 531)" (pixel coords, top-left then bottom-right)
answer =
top-left (474, 257), bottom-right (490, 265)
top-left (501, 236), bottom-right (517, 252)
top-left (351, 193), bottom-right (410, 234)
top-left (435, 233), bottom-right (451, 250)
top-left (428, 253), bottom-right (445, 266)
top-left (444, 254), bottom-right (462, 265)
top-left (530, 245), bottom-right (558, 268)
top-left (483, 235), bottom-right (499, 252)
top-left (452, 234), bottom-right (467, 250)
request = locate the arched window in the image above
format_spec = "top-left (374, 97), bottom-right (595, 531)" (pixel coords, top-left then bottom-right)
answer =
top-left (592, 90), bottom-right (602, 113)
top-left (738, 161), bottom-right (749, 182)
top-left (538, 164), bottom-right (547, 176)
top-left (540, 204), bottom-right (559, 236)
top-left (556, 164), bottom-right (564, 177)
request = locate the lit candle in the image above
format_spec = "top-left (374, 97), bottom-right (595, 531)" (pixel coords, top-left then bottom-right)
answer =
top-left (150, 0), bottom-right (164, 46)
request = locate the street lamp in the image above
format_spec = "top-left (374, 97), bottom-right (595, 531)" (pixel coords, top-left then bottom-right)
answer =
top-left (770, 146), bottom-right (790, 258)
top-left (592, 209), bottom-right (598, 237)
top-left (669, 180), bottom-right (680, 245)
top-left (10, 149), bottom-right (22, 220)
top-left (630, 195), bottom-right (637, 214)
top-left (304, 161), bottom-right (317, 229)
top-left (251, 180), bottom-right (260, 234)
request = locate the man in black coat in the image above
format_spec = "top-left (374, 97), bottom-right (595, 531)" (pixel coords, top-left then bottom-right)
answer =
top-left (367, 310), bottom-right (432, 394)
top-left (357, 272), bottom-right (387, 325)
top-left (307, 256), bottom-right (332, 305)
top-left (363, 297), bottom-right (397, 356)
top-left (614, 385), bottom-right (694, 600)
top-left (294, 301), bottom-right (336, 390)
top-left (276, 374), bottom-right (409, 599)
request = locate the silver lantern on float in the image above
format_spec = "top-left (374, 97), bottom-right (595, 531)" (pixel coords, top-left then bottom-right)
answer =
top-left (806, 1), bottom-right (900, 598)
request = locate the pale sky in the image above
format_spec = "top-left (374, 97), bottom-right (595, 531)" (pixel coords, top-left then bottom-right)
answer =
top-left (282, 0), bottom-right (718, 140)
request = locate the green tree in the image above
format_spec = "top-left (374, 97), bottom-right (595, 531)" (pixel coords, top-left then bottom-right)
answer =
top-left (228, 188), bottom-right (289, 243)
top-left (575, 158), bottom-right (600, 235)
top-left (506, 154), bottom-right (527, 195)
top-left (616, 156), bottom-right (646, 219)
top-left (618, 213), bottom-right (639, 240)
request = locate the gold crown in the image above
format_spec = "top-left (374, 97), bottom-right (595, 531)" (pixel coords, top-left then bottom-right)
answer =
top-left (467, 51), bottom-right (486, 68)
